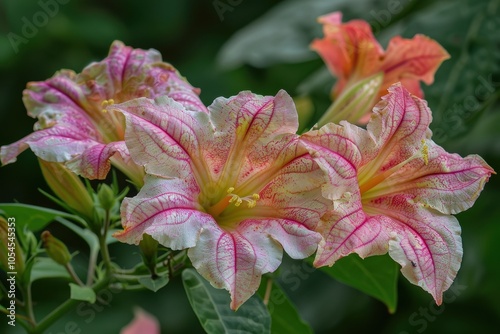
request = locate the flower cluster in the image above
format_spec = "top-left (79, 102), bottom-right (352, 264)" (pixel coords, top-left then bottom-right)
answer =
top-left (1, 13), bottom-right (494, 312)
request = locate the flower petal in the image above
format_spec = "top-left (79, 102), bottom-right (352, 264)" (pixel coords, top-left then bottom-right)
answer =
top-left (311, 83), bottom-right (493, 305)
top-left (114, 175), bottom-right (210, 248)
top-left (113, 96), bottom-right (208, 181)
top-left (1, 124), bottom-right (97, 165)
top-left (368, 194), bottom-right (462, 305)
top-left (120, 308), bottom-right (160, 334)
top-left (80, 40), bottom-right (207, 113)
top-left (361, 83), bottom-right (432, 174)
top-left (2, 41), bottom-right (205, 181)
top-left (255, 144), bottom-right (330, 230)
top-left (364, 140), bottom-right (494, 215)
top-left (188, 224), bottom-right (274, 311)
top-left (188, 218), bottom-right (320, 310)
top-left (311, 12), bottom-right (384, 96)
top-left (65, 141), bottom-right (126, 180)
top-left (381, 35), bottom-right (450, 97)
top-left (300, 122), bottom-right (362, 202)
top-left (313, 196), bottom-right (389, 267)
top-left (202, 90), bottom-right (299, 184)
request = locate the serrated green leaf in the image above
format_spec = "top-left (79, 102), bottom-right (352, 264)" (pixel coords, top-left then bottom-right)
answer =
top-left (69, 283), bottom-right (96, 303)
top-left (182, 268), bottom-right (270, 334)
top-left (138, 275), bottom-right (169, 292)
top-left (257, 277), bottom-right (313, 334)
top-left (319, 254), bottom-right (398, 313)
top-left (30, 257), bottom-right (70, 283)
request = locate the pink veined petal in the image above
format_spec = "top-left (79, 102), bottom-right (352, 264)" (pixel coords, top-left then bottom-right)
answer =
top-left (115, 89), bottom-right (348, 310)
top-left (300, 121), bottom-right (363, 205)
top-left (23, 70), bottom-right (91, 120)
top-left (188, 219), bottom-right (321, 310)
top-left (1, 125), bottom-right (99, 165)
top-left (364, 139), bottom-right (495, 215)
top-left (367, 194), bottom-right (462, 305)
top-left (313, 196), bottom-right (389, 267)
top-left (202, 90), bottom-right (299, 184)
top-left (188, 224), bottom-right (275, 311)
top-left (113, 96), bottom-right (208, 181)
top-left (2, 41), bottom-right (206, 181)
top-left (311, 83), bottom-right (493, 304)
top-left (114, 175), bottom-right (210, 249)
top-left (65, 141), bottom-right (129, 180)
top-left (380, 35), bottom-right (450, 97)
top-left (120, 308), bottom-right (160, 334)
top-left (360, 83), bottom-right (431, 174)
top-left (254, 147), bottom-right (330, 230)
top-left (78, 40), bottom-right (207, 114)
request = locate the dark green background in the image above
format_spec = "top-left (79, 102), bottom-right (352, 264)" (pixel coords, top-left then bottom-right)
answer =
top-left (1, 0), bottom-right (499, 333)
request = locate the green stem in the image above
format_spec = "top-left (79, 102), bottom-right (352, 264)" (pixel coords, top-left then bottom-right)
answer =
top-left (263, 277), bottom-right (273, 307)
top-left (100, 236), bottom-right (112, 274)
top-left (23, 283), bottom-right (36, 327)
top-left (65, 263), bottom-right (85, 286)
top-left (30, 278), bottom-right (109, 334)
top-left (86, 246), bottom-right (99, 285)
top-left (100, 210), bottom-right (112, 274)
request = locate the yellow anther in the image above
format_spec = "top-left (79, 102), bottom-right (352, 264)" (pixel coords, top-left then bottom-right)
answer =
top-left (101, 99), bottom-right (115, 113)
top-left (223, 187), bottom-right (260, 210)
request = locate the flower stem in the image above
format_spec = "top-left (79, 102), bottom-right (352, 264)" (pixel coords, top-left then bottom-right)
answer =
top-left (64, 263), bottom-right (85, 286)
top-left (23, 284), bottom-right (36, 327)
top-left (100, 210), bottom-right (112, 274)
top-left (263, 278), bottom-right (273, 306)
top-left (30, 278), bottom-right (109, 334)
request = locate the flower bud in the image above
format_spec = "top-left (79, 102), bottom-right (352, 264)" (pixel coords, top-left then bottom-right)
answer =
top-left (39, 159), bottom-right (94, 219)
top-left (97, 184), bottom-right (116, 212)
top-left (41, 231), bottom-right (71, 265)
top-left (0, 217), bottom-right (25, 275)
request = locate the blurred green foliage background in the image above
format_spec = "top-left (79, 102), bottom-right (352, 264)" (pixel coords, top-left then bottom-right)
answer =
top-left (1, 0), bottom-right (499, 333)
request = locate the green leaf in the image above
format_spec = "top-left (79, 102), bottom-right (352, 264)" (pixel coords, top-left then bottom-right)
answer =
top-left (257, 277), bottom-right (313, 334)
top-left (29, 257), bottom-right (70, 283)
top-left (69, 283), bottom-right (96, 303)
top-left (182, 268), bottom-right (270, 334)
top-left (0, 203), bottom-right (87, 245)
top-left (138, 275), bottom-right (169, 292)
top-left (319, 254), bottom-right (398, 313)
